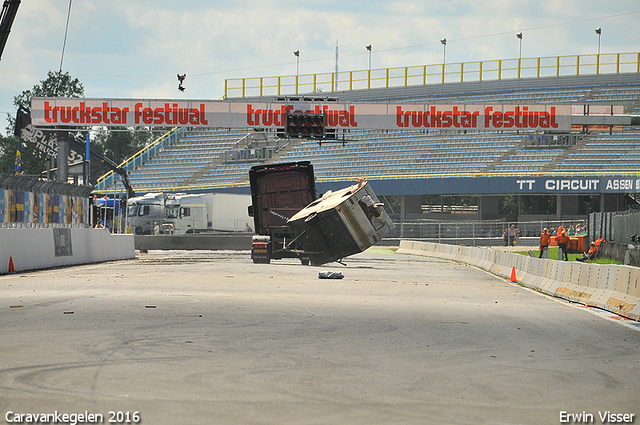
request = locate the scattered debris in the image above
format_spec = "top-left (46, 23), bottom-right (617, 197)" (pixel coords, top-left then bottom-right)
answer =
top-left (318, 271), bottom-right (344, 279)
top-left (10, 305), bottom-right (24, 308)
top-left (145, 305), bottom-right (157, 309)
top-left (63, 311), bottom-right (74, 314)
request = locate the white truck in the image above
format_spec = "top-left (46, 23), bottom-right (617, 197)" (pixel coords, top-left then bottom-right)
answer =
top-left (127, 192), bottom-right (251, 234)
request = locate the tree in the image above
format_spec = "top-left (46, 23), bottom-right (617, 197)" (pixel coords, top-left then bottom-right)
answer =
top-left (92, 127), bottom-right (159, 164)
top-left (1, 71), bottom-right (85, 176)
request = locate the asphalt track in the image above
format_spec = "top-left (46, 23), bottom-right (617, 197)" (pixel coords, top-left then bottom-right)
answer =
top-left (0, 249), bottom-right (638, 425)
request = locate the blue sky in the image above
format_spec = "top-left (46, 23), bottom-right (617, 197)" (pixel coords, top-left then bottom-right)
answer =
top-left (1, 0), bottom-right (639, 135)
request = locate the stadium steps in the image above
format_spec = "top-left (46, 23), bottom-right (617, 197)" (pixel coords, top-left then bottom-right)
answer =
top-left (480, 139), bottom-right (527, 173)
top-left (537, 136), bottom-right (588, 173)
top-left (181, 131), bottom-right (258, 186)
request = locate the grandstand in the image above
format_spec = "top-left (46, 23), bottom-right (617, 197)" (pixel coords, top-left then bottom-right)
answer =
top-left (98, 61), bottom-right (640, 220)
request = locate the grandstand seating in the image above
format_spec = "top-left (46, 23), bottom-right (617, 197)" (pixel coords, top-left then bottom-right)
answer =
top-left (119, 73), bottom-right (640, 194)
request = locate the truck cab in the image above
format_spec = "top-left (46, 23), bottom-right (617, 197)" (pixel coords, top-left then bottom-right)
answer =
top-left (127, 193), bottom-right (169, 234)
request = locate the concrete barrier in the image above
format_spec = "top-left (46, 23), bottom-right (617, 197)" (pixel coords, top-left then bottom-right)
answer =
top-left (135, 234), bottom-right (252, 251)
top-left (397, 240), bottom-right (640, 321)
top-left (0, 228), bottom-right (134, 274)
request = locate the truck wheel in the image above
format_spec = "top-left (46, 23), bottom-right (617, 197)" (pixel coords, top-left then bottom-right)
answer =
top-left (301, 257), bottom-right (310, 266)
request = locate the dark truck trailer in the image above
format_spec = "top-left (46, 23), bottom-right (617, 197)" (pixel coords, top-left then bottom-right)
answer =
top-left (248, 161), bottom-right (394, 265)
top-left (248, 161), bottom-right (316, 264)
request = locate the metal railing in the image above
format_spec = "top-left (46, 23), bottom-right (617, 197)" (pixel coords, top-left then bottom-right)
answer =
top-left (96, 169), bottom-right (640, 196)
top-left (590, 210), bottom-right (640, 245)
top-left (224, 52), bottom-right (640, 98)
top-left (388, 218), bottom-right (587, 246)
top-left (94, 127), bottom-right (183, 192)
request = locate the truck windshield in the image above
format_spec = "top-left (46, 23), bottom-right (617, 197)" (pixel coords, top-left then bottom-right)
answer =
top-left (165, 206), bottom-right (179, 219)
top-left (127, 204), bottom-right (138, 216)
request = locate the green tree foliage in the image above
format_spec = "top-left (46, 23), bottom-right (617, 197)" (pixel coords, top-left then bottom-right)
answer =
top-left (1, 71), bottom-right (85, 176)
top-left (14, 70), bottom-right (84, 111)
top-left (2, 70), bottom-right (159, 177)
top-left (92, 127), bottom-right (160, 165)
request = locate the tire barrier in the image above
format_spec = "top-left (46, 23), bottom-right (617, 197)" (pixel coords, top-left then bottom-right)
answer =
top-left (397, 240), bottom-right (640, 321)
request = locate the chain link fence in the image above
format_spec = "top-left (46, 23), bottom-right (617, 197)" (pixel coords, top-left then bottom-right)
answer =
top-left (388, 218), bottom-right (587, 246)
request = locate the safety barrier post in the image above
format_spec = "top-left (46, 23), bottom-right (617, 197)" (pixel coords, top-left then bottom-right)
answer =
top-left (479, 61), bottom-right (483, 81)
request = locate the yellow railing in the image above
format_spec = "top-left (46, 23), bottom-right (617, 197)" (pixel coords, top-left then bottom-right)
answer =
top-left (94, 127), bottom-right (182, 193)
top-left (224, 52), bottom-right (640, 99)
top-left (98, 170), bottom-right (640, 195)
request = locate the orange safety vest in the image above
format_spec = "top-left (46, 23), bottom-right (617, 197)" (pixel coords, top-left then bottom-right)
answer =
top-left (540, 233), bottom-right (551, 247)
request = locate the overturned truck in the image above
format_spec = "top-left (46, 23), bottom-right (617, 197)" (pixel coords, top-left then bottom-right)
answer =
top-left (248, 161), bottom-right (394, 266)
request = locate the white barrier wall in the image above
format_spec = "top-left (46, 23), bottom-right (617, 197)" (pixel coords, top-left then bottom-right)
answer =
top-left (0, 228), bottom-right (135, 274)
top-left (398, 240), bottom-right (640, 321)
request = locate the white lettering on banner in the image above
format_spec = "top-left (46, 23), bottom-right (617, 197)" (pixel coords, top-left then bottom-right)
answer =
top-left (31, 98), bottom-right (574, 131)
top-left (544, 179), bottom-right (600, 191)
top-left (605, 179), bottom-right (634, 191)
top-left (516, 180), bottom-right (535, 190)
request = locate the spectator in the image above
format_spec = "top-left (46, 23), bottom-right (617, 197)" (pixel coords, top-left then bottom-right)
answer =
top-left (153, 222), bottom-right (160, 235)
top-left (577, 242), bottom-right (598, 262)
top-left (508, 225), bottom-right (518, 246)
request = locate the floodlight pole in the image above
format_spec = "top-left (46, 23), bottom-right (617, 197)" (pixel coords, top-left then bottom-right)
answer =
top-left (366, 44), bottom-right (372, 89)
top-left (440, 38), bottom-right (446, 83)
top-left (294, 49), bottom-right (300, 94)
top-left (516, 32), bottom-right (523, 78)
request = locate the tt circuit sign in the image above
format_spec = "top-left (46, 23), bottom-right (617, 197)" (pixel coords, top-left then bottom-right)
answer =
top-left (343, 175), bottom-right (640, 197)
top-left (31, 98), bottom-right (572, 132)
top-left (515, 177), bottom-right (640, 193)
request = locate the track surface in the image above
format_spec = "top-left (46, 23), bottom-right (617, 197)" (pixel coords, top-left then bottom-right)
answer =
top-left (1, 250), bottom-right (639, 425)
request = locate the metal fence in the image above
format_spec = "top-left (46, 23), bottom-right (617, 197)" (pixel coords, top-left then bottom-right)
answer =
top-left (0, 175), bottom-right (93, 229)
top-left (590, 211), bottom-right (640, 245)
top-left (389, 218), bottom-right (587, 246)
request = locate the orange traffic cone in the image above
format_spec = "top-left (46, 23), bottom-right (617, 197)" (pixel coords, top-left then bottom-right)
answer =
top-left (509, 266), bottom-right (517, 282)
top-left (8, 256), bottom-right (15, 274)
